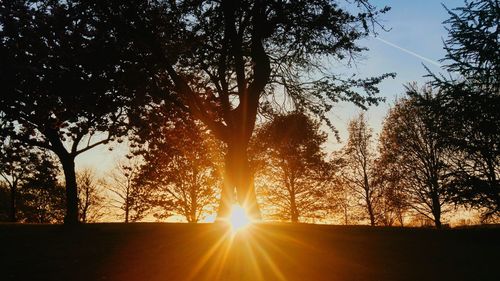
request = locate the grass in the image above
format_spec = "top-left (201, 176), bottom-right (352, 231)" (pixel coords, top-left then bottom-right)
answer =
top-left (0, 223), bottom-right (499, 281)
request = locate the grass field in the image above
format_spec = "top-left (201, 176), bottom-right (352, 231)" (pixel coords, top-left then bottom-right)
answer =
top-left (1, 223), bottom-right (499, 281)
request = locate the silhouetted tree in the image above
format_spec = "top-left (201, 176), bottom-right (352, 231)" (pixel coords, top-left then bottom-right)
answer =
top-left (0, 1), bottom-right (157, 224)
top-left (133, 108), bottom-right (222, 223)
top-left (373, 147), bottom-right (410, 226)
top-left (0, 141), bottom-right (65, 223)
top-left (18, 155), bottom-right (65, 223)
top-left (77, 169), bottom-right (106, 223)
top-left (107, 158), bottom-right (150, 223)
top-left (324, 156), bottom-right (357, 225)
top-left (253, 112), bottom-right (330, 223)
top-left (424, 0), bottom-right (500, 220)
top-left (341, 113), bottom-right (380, 226)
top-left (0, 139), bottom-right (41, 222)
top-left (106, 0), bottom-right (394, 219)
top-left (379, 86), bottom-right (453, 228)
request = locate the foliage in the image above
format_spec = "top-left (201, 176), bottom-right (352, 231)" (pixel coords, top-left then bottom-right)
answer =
top-left (424, 0), bottom-right (500, 220)
top-left (0, 0), bottom-right (159, 223)
top-left (133, 107), bottom-right (222, 223)
top-left (340, 112), bottom-right (381, 226)
top-left (324, 155), bottom-right (360, 225)
top-left (379, 85), bottom-right (453, 227)
top-left (18, 155), bottom-right (65, 223)
top-left (372, 156), bottom-right (409, 227)
top-left (0, 140), bottom-right (65, 223)
top-left (0, 136), bottom-right (65, 222)
top-left (103, 0), bottom-right (394, 218)
top-left (107, 158), bottom-right (151, 223)
top-left (0, 138), bottom-right (42, 221)
top-left (253, 112), bottom-right (330, 222)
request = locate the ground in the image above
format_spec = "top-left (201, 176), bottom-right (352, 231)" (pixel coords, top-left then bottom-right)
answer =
top-left (1, 223), bottom-right (499, 281)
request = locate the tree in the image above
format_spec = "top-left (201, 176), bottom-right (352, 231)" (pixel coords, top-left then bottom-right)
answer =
top-left (133, 109), bottom-right (222, 223)
top-left (0, 1), bottom-right (157, 224)
top-left (105, 0), bottom-right (394, 219)
top-left (0, 140), bottom-right (65, 223)
top-left (253, 112), bottom-right (330, 223)
top-left (0, 139), bottom-right (41, 222)
top-left (372, 157), bottom-right (409, 226)
top-left (107, 158), bottom-right (150, 223)
top-left (379, 85), bottom-right (452, 228)
top-left (424, 0), bottom-right (500, 220)
top-left (77, 169), bottom-right (106, 223)
top-left (341, 113), bottom-right (380, 226)
top-left (18, 155), bottom-right (65, 224)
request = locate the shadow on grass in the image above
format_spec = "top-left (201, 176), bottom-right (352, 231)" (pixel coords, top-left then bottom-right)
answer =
top-left (0, 223), bottom-right (499, 281)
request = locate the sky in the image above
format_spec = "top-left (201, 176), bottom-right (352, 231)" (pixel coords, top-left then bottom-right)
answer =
top-left (76, 0), bottom-right (463, 174)
top-left (327, 0), bottom-right (461, 147)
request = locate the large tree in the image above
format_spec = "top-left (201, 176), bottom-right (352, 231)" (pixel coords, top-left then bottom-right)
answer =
top-left (106, 0), bottom-right (394, 219)
top-left (341, 113), bottom-right (380, 226)
top-left (380, 85), bottom-right (453, 228)
top-left (424, 0), bottom-right (500, 220)
top-left (253, 112), bottom-right (330, 223)
top-left (0, 1), bottom-right (157, 224)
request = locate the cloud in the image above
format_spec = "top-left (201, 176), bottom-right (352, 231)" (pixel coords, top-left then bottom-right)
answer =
top-left (373, 36), bottom-right (442, 68)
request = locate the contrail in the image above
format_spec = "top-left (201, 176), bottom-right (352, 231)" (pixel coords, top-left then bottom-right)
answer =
top-left (374, 36), bottom-right (442, 68)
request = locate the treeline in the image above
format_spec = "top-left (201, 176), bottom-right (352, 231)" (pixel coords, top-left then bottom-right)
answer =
top-left (0, 0), bottom-right (498, 226)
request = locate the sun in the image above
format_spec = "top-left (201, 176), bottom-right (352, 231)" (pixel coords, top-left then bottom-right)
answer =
top-left (229, 204), bottom-right (251, 232)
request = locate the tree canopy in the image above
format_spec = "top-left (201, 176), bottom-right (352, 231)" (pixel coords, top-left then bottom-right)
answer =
top-left (423, 0), bottom-right (500, 220)
top-left (0, 0), bottom-right (162, 223)
top-left (253, 112), bottom-right (330, 222)
top-left (105, 0), bottom-right (394, 218)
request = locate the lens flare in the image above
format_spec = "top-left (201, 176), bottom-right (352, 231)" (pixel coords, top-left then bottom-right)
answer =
top-left (229, 204), bottom-right (251, 232)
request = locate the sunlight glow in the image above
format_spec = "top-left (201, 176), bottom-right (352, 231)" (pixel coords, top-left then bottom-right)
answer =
top-left (229, 204), bottom-right (251, 232)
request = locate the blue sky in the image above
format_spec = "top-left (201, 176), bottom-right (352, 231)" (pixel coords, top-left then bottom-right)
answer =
top-left (77, 0), bottom-right (464, 172)
top-left (327, 0), bottom-right (462, 147)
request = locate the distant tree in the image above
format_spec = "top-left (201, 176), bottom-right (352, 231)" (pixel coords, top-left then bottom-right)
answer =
top-left (324, 156), bottom-right (357, 225)
top-left (372, 165), bottom-right (409, 227)
top-left (0, 140), bottom-right (65, 223)
top-left (0, 1), bottom-right (157, 224)
top-left (133, 109), bottom-right (222, 223)
top-left (424, 0), bottom-right (500, 220)
top-left (253, 112), bottom-right (330, 223)
top-left (379, 86), bottom-right (453, 228)
top-left (373, 149), bottom-right (410, 226)
top-left (77, 169), bottom-right (106, 223)
top-left (105, 0), bottom-right (394, 219)
top-left (341, 113), bottom-right (381, 226)
top-left (18, 155), bottom-right (65, 223)
top-left (107, 158), bottom-right (150, 223)
top-left (0, 139), bottom-right (41, 222)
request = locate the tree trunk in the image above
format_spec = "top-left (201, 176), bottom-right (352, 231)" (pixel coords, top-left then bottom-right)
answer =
top-left (290, 188), bottom-right (298, 223)
top-left (343, 204), bottom-right (349, 225)
top-left (61, 156), bottom-right (79, 225)
top-left (432, 197), bottom-right (442, 228)
top-left (9, 182), bottom-right (17, 222)
top-left (125, 204), bottom-right (129, 223)
top-left (125, 188), bottom-right (130, 223)
top-left (364, 174), bottom-right (376, 226)
top-left (367, 199), bottom-right (376, 226)
top-left (217, 143), bottom-right (261, 220)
